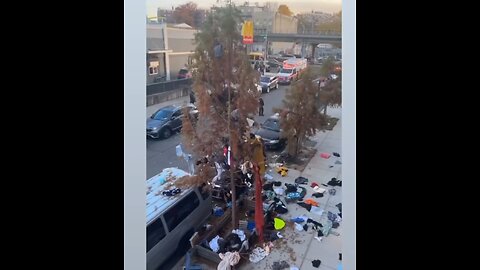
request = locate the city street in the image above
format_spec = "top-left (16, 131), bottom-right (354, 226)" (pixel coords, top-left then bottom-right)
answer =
top-left (146, 82), bottom-right (297, 179)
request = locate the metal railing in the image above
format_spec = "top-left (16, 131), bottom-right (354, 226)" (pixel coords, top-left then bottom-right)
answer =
top-left (147, 78), bottom-right (193, 96)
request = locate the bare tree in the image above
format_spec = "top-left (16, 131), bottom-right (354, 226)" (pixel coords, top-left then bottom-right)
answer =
top-left (178, 4), bottom-right (259, 229)
top-left (274, 68), bottom-right (327, 158)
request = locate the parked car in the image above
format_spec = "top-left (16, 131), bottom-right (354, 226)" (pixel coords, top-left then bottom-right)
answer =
top-left (147, 104), bottom-right (198, 139)
top-left (259, 75), bottom-right (279, 93)
top-left (177, 68), bottom-right (192, 79)
top-left (254, 113), bottom-right (286, 150)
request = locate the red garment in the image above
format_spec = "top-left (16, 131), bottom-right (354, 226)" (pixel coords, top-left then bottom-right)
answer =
top-left (311, 182), bottom-right (319, 188)
top-left (253, 164), bottom-right (264, 243)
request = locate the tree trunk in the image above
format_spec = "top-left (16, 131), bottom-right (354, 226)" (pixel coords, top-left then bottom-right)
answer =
top-left (226, 5), bottom-right (237, 230)
top-left (287, 135), bottom-right (298, 158)
top-left (323, 105), bottom-right (328, 115)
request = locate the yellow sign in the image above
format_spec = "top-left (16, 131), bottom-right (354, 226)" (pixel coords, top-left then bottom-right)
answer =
top-left (241, 21), bottom-right (254, 44)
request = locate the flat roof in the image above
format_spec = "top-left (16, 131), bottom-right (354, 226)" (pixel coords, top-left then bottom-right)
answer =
top-left (146, 167), bottom-right (192, 225)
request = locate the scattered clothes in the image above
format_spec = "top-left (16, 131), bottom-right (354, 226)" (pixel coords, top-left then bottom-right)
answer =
top-left (320, 152), bottom-right (331, 159)
top-left (214, 207), bottom-right (224, 217)
top-left (231, 229), bottom-right (246, 241)
top-left (304, 198), bottom-right (320, 207)
top-left (263, 183), bottom-right (274, 191)
top-left (332, 222), bottom-right (340, 229)
top-left (314, 236), bottom-right (323, 242)
top-left (286, 192), bottom-right (301, 201)
top-left (294, 176), bottom-right (309, 184)
top-left (162, 188), bottom-right (181, 196)
top-left (313, 186), bottom-right (326, 193)
top-left (272, 260), bottom-right (290, 270)
top-left (310, 206), bottom-right (324, 216)
top-left (307, 218), bottom-right (323, 228)
top-left (291, 217), bottom-right (305, 223)
top-left (217, 251), bottom-right (240, 270)
top-left (336, 203), bottom-right (342, 212)
top-left (276, 166), bottom-right (288, 177)
top-left (333, 152), bottom-right (341, 157)
top-left (312, 259), bottom-right (322, 267)
top-left (322, 221), bottom-right (332, 236)
top-left (273, 187), bottom-right (285, 196)
top-left (329, 165), bottom-right (334, 168)
top-left (297, 202), bottom-right (312, 211)
top-left (209, 235), bottom-right (221, 252)
top-left (310, 182), bottom-right (319, 188)
top-left (312, 192), bottom-right (324, 198)
top-left (265, 231), bottom-right (280, 242)
top-left (335, 160), bottom-right (342, 164)
top-left (339, 253), bottom-right (342, 261)
top-left (317, 230), bottom-right (324, 237)
top-left (303, 224), bottom-right (309, 231)
top-left (335, 215), bottom-right (342, 223)
top-left (328, 211), bottom-right (337, 222)
top-left (224, 233), bottom-right (242, 251)
top-left (249, 247), bottom-right (267, 263)
top-left (285, 183), bottom-right (297, 193)
top-left (270, 198), bottom-right (289, 214)
top-left (264, 173), bottom-right (274, 180)
top-left (329, 188), bottom-right (336, 195)
top-left (338, 212), bottom-right (342, 218)
top-left (273, 181), bottom-right (282, 186)
top-left (295, 222), bottom-right (304, 231)
top-left (274, 218), bottom-right (286, 230)
top-left (290, 215), bottom-right (308, 223)
top-left (277, 232), bottom-right (284, 238)
top-left (239, 240), bottom-right (249, 253)
top-left (327, 178), bottom-right (342, 186)
top-left (321, 184), bottom-right (329, 187)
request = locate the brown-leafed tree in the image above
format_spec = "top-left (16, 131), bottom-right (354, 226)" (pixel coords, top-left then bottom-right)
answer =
top-left (277, 4), bottom-right (294, 16)
top-left (274, 68), bottom-right (327, 158)
top-left (178, 4), bottom-right (259, 229)
top-left (318, 10), bottom-right (341, 33)
top-left (319, 58), bottom-right (342, 115)
top-left (173, 2), bottom-right (198, 27)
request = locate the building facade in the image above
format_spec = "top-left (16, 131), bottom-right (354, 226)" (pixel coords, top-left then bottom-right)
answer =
top-left (147, 23), bottom-right (197, 84)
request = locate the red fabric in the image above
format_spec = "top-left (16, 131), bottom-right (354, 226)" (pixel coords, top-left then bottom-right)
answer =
top-left (320, 152), bottom-right (331, 159)
top-left (253, 164), bottom-right (264, 243)
top-left (311, 182), bottom-right (319, 188)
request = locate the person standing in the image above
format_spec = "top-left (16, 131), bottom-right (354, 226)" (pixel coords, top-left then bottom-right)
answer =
top-left (189, 88), bottom-right (196, 104)
top-left (259, 97), bottom-right (264, 116)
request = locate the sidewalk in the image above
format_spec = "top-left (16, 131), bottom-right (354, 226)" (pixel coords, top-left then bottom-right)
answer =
top-left (146, 96), bottom-right (190, 117)
top-left (149, 96), bottom-right (344, 270)
top-left (238, 106), bottom-right (342, 270)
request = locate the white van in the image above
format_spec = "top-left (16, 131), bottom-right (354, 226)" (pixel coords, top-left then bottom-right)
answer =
top-left (146, 168), bottom-right (212, 270)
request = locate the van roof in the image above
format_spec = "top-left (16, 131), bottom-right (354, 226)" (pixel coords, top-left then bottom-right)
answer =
top-left (146, 167), bottom-right (193, 225)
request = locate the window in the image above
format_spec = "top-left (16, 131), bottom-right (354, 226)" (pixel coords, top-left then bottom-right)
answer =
top-left (149, 61), bottom-right (159, 75)
top-left (172, 110), bottom-right (182, 118)
top-left (146, 218), bottom-right (167, 252)
top-left (164, 191), bottom-right (200, 231)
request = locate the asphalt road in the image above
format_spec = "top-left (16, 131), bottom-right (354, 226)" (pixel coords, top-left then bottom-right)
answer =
top-left (146, 82), bottom-right (295, 179)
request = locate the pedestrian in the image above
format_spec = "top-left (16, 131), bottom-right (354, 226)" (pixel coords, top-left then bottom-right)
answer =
top-left (259, 97), bottom-right (264, 116)
top-left (189, 88), bottom-right (196, 104)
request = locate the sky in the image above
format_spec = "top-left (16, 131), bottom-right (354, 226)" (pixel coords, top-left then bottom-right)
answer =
top-left (146, 0), bottom-right (342, 17)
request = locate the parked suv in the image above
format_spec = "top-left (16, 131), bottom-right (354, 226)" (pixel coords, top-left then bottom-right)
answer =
top-left (259, 75), bottom-right (279, 93)
top-left (147, 104), bottom-right (198, 139)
